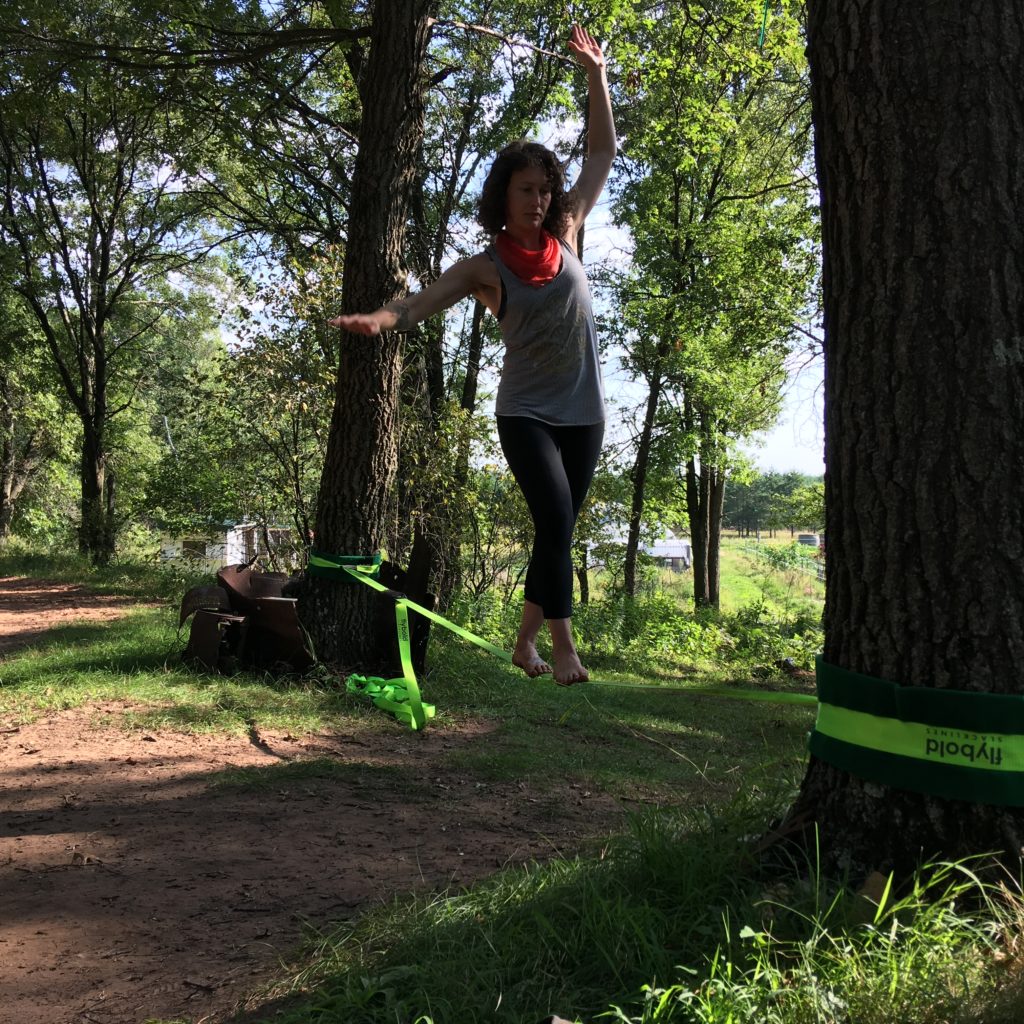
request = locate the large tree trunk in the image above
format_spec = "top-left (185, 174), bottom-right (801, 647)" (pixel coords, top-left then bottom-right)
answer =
top-left (707, 464), bottom-right (725, 609)
top-left (0, 375), bottom-right (26, 543)
top-left (686, 454), bottom-right (708, 611)
top-left (685, 444), bottom-right (724, 611)
top-left (624, 375), bottom-right (661, 597)
top-left (78, 418), bottom-right (115, 566)
top-left (300, 1), bottom-right (435, 668)
top-left (784, 1), bottom-right (1024, 876)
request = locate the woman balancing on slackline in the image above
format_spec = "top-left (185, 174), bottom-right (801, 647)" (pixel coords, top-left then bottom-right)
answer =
top-left (329, 25), bottom-right (614, 685)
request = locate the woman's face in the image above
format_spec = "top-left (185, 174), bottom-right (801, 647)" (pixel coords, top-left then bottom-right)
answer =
top-left (504, 165), bottom-right (553, 237)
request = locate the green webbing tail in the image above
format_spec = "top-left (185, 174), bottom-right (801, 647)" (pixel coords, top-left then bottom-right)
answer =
top-left (337, 569), bottom-right (433, 730)
top-left (346, 601), bottom-right (435, 730)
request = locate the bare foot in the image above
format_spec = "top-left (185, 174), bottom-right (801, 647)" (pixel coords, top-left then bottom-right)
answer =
top-left (553, 649), bottom-right (589, 686)
top-left (512, 642), bottom-right (552, 678)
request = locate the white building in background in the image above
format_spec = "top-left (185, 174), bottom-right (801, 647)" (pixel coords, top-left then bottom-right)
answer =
top-left (645, 535), bottom-right (693, 572)
top-left (590, 530), bottom-right (693, 572)
top-left (159, 522), bottom-right (297, 571)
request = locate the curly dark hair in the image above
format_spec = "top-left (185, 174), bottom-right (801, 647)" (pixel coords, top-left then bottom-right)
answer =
top-left (477, 140), bottom-right (576, 237)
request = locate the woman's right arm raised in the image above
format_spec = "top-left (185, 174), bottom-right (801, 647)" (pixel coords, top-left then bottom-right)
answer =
top-left (328, 255), bottom-right (495, 335)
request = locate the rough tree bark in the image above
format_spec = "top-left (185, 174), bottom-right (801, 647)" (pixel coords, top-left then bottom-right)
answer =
top-left (684, 404), bottom-right (726, 611)
top-left (0, 371), bottom-right (44, 543)
top-left (300, 0), bottom-right (436, 668)
top-left (784, 1), bottom-right (1024, 875)
top-left (623, 372), bottom-right (662, 597)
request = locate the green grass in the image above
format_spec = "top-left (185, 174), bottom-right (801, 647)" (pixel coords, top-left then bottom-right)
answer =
top-left (1, 546), bottom-right (821, 804)
top-left (0, 597), bottom-right (814, 810)
top-left (221, 793), bottom-right (1024, 1024)
top-left (0, 604), bottom-right (385, 735)
top-left (418, 635), bottom-right (811, 803)
top-left (717, 536), bottom-right (825, 621)
top-left (29, 549), bottom-right (1024, 1024)
top-left (0, 542), bottom-right (209, 601)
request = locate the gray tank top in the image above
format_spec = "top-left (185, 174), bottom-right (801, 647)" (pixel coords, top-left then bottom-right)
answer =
top-left (487, 237), bottom-right (605, 425)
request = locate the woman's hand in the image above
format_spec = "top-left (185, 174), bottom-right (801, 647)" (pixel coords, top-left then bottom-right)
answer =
top-left (327, 312), bottom-right (386, 335)
top-left (568, 24), bottom-right (605, 72)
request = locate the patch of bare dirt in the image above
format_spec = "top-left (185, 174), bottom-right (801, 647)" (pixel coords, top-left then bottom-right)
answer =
top-left (0, 576), bottom-right (156, 654)
top-left (0, 581), bottom-right (626, 1024)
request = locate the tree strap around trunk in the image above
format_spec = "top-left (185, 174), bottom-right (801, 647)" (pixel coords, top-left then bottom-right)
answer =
top-left (308, 548), bottom-right (383, 582)
top-left (811, 657), bottom-right (1024, 805)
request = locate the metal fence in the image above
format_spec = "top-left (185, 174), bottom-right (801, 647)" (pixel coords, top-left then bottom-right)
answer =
top-left (743, 542), bottom-right (826, 582)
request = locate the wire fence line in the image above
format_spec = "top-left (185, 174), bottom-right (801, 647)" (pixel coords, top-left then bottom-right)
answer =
top-left (742, 541), bottom-right (826, 583)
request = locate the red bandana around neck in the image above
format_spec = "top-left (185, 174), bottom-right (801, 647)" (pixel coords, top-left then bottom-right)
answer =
top-left (495, 229), bottom-right (562, 286)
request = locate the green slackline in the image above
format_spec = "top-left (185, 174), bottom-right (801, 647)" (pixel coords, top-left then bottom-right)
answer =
top-left (308, 549), bottom-right (816, 729)
top-left (346, 601), bottom-right (435, 730)
top-left (758, 0), bottom-right (770, 49)
top-left (305, 551), bottom-right (1024, 805)
top-left (811, 657), bottom-right (1024, 806)
top-left (308, 548), bottom-right (382, 582)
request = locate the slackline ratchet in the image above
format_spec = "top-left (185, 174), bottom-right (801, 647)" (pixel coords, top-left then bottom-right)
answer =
top-left (307, 549), bottom-right (816, 731)
top-left (811, 656), bottom-right (1024, 806)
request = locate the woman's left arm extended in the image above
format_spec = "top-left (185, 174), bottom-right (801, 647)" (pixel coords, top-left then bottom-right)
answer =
top-left (567, 25), bottom-right (616, 231)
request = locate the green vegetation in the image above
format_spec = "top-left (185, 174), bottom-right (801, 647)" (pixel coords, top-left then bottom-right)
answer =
top-left (233, 799), bottom-right (1024, 1024)
top-left (0, 538), bottom-right (207, 601)
top-left (0, 548), bottom-right (816, 800)
top-left (3, 553), bottom-right (1021, 1024)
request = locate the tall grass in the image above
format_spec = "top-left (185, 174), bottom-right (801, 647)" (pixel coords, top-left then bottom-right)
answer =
top-left (237, 788), bottom-right (1024, 1024)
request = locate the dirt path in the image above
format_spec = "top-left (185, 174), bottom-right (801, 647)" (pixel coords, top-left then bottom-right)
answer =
top-left (0, 581), bottom-right (624, 1024)
top-left (0, 576), bottom-right (156, 655)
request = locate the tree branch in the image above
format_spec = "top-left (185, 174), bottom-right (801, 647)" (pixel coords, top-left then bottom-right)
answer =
top-left (0, 24), bottom-right (372, 72)
top-left (428, 18), bottom-right (573, 65)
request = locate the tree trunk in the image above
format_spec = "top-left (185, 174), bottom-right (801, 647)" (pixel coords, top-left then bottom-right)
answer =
top-left (400, 317), bottom-right (453, 611)
top-left (79, 422), bottom-right (115, 566)
top-left (439, 299), bottom-right (488, 604)
top-left (574, 536), bottom-right (590, 606)
top-left (686, 452), bottom-right (709, 610)
top-left (0, 379), bottom-right (18, 543)
top-left (707, 465), bottom-right (725, 610)
top-left (300, 0), bottom-right (435, 668)
top-left (784, 0), bottom-right (1024, 876)
top-left (624, 375), bottom-right (661, 596)
top-left (687, 456), bottom-right (724, 611)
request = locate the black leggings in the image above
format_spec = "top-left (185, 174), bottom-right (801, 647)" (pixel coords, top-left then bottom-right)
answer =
top-left (496, 416), bottom-right (604, 620)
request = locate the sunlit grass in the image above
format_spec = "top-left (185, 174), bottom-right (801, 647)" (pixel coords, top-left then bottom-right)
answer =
top-left (227, 791), bottom-right (1024, 1024)
top-left (0, 552), bottom-right (818, 807)
top-left (0, 605), bottom-right (380, 735)
top-left (5, 551), bottom-right (1018, 1024)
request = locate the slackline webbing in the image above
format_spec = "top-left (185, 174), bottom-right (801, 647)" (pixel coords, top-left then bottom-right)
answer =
top-left (811, 657), bottom-right (1024, 806)
top-left (307, 550), bottom-right (816, 729)
top-left (303, 552), bottom-right (1024, 804)
top-left (346, 600), bottom-right (435, 730)
top-left (758, 0), bottom-right (770, 49)
top-left (308, 548), bottom-right (383, 582)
